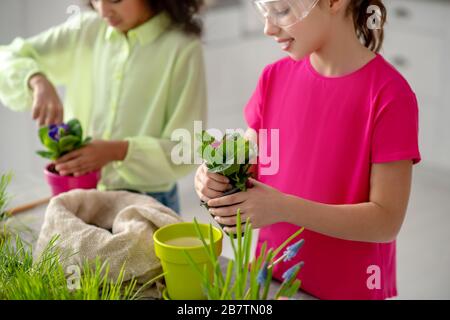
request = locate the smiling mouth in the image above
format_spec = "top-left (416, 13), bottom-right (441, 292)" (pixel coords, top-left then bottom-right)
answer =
top-left (278, 39), bottom-right (294, 51)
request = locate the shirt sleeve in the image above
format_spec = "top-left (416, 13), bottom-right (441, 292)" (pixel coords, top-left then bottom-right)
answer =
top-left (371, 91), bottom-right (421, 165)
top-left (244, 65), bottom-right (271, 131)
top-left (0, 13), bottom-right (95, 111)
top-left (112, 40), bottom-right (207, 189)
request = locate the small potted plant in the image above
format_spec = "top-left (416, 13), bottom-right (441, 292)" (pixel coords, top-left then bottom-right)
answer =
top-left (185, 209), bottom-right (305, 300)
top-left (37, 119), bottom-right (100, 196)
top-left (197, 131), bottom-right (257, 233)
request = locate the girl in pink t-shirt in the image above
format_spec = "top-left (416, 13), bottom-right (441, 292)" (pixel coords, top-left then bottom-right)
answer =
top-left (195, 0), bottom-right (420, 299)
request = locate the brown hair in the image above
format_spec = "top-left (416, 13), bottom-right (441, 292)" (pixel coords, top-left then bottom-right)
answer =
top-left (148, 0), bottom-right (204, 36)
top-left (88, 0), bottom-right (204, 36)
top-left (347, 0), bottom-right (387, 52)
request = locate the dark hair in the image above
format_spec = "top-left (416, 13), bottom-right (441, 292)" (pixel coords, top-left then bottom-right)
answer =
top-left (347, 0), bottom-right (387, 53)
top-left (88, 0), bottom-right (204, 36)
top-left (148, 0), bottom-right (204, 36)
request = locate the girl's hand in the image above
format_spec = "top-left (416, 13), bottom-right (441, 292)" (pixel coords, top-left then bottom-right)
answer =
top-left (28, 74), bottom-right (64, 126)
top-left (207, 178), bottom-right (285, 232)
top-left (54, 140), bottom-right (128, 177)
top-left (194, 163), bottom-right (233, 203)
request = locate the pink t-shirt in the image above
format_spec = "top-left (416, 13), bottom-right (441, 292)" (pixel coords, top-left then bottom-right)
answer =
top-left (244, 54), bottom-right (421, 300)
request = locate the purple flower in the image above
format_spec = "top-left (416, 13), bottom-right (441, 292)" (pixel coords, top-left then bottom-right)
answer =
top-left (48, 124), bottom-right (69, 142)
top-left (283, 239), bottom-right (305, 262)
top-left (282, 261), bottom-right (304, 283)
top-left (257, 262), bottom-right (269, 285)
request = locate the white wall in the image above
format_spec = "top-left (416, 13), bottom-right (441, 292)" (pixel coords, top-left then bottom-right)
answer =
top-left (1, 0), bottom-right (450, 177)
top-left (0, 0), bottom-right (80, 177)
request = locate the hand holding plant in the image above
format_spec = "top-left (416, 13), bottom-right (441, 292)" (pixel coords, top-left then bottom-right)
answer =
top-left (196, 130), bottom-right (257, 233)
top-left (54, 140), bottom-right (128, 177)
top-left (36, 119), bottom-right (126, 177)
top-left (37, 119), bottom-right (106, 194)
top-left (207, 177), bottom-right (285, 232)
top-left (197, 130), bottom-right (257, 193)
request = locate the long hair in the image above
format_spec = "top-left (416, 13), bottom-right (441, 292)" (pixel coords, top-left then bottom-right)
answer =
top-left (88, 0), bottom-right (204, 36)
top-left (148, 0), bottom-right (204, 36)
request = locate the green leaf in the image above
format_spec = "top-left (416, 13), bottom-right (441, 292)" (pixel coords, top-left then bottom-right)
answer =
top-left (38, 126), bottom-right (49, 145)
top-left (42, 133), bottom-right (59, 154)
top-left (200, 130), bottom-right (215, 144)
top-left (202, 145), bottom-right (217, 165)
top-left (208, 163), bottom-right (233, 174)
top-left (220, 260), bottom-right (234, 300)
top-left (287, 279), bottom-right (301, 298)
top-left (222, 163), bottom-right (240, 176)
top-left (36, 150), bottom-right (57, 160)
top-left (67, 119), bottom-right (82, 138)
top-left (58, 126), bottom-right (66, 139)
top-left (196, 131), bottom-right (216, 159)
top-left (59, 136), bottom-right (81, 153)
top-left (0, 172), bottom-right (13, 218)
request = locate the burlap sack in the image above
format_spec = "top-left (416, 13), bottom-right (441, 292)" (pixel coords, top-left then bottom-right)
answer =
top-left (34, 189), bottom-right (183, 298)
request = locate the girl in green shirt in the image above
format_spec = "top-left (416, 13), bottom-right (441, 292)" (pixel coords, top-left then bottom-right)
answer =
top-left (0, 0), bottom-right (208, 213)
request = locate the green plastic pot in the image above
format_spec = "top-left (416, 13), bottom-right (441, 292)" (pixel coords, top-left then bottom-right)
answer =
top-left (153, 222), bottom-right (223, 300)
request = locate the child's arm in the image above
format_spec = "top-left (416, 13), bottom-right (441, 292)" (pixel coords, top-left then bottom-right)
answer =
top-left (280, 160), bottom-right (412, 243)
top-left (208, 160), bottom-right (413, 243)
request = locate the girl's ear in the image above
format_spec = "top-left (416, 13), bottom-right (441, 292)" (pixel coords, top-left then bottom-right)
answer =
top-left (328, 0), bottom-right (349, 14)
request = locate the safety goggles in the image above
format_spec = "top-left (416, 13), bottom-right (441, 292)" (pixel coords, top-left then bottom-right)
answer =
top-left (252, 0), bottom-right (320, 27)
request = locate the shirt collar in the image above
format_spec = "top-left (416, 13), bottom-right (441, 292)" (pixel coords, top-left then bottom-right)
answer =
top-left (105, 12), bottom-right (172, 45)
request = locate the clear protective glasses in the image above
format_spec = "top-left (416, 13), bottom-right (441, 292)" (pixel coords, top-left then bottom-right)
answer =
top-left (252, 0), bottom-right (320, 27)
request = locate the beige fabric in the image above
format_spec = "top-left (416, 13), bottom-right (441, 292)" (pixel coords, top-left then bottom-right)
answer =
top-left (34, 189), bottom-right (183, 298)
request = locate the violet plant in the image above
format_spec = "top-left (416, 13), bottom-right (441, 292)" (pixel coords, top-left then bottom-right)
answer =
top-left (36, 119), bottom-right (91, 161)
top-left (185, 209), bottom-right (305, 300)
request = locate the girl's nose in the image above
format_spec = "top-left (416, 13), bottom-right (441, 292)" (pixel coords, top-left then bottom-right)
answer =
top-left (264, 18), bottom-right (281, 37)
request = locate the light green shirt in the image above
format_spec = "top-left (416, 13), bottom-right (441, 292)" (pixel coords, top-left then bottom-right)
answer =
top-left (0, 12), bottom-right (207, 193)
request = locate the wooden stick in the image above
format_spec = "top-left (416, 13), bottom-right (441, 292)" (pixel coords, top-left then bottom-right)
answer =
top-left (8, 197), bottom-right (51, 215)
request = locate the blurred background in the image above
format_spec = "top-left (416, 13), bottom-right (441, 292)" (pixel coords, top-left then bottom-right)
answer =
top-left (0, 0), bottom-right (449, 299)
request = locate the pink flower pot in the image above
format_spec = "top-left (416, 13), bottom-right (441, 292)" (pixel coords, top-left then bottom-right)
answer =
top-left (44, 163), bottom-right (101, 196)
